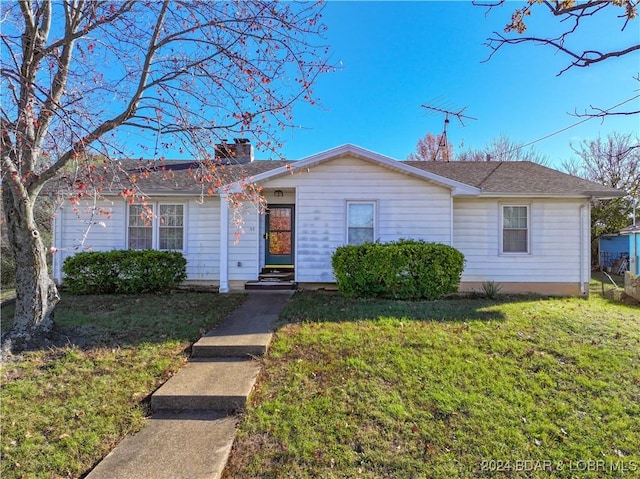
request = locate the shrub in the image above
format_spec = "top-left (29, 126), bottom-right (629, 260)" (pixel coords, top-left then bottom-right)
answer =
top-left (332, 239), bottom-right (465, 300)
top-left (62, 250), bottom-right (187, 294)
top-left (481, 280), bottom-right (502, 299)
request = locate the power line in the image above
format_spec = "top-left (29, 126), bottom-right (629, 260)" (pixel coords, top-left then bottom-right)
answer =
top-left (515, 95), bottom-right (640, 152)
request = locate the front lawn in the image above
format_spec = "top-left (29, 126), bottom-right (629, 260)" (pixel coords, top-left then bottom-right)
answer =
top-left (1, 292), bottom-right (246, 479)
top-left (225, 292), bottom-right (640, 478)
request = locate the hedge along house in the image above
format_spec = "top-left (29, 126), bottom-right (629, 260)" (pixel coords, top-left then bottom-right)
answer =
top-left (51, 144), bottom-right (625, 295)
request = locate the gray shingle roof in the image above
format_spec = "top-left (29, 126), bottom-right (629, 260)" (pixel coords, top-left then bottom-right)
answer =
top-left (45, 159), bottom-right (290, 196)
top-left (118, 159), bottom-right (290, 194)
top-left (405, 160), bottom-right (625, 197)
top-left (47, 156), bottom-right (625, 199)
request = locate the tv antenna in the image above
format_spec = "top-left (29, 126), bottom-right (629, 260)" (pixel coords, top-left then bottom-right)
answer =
top-left (420, 105), bottom-right (477, 161)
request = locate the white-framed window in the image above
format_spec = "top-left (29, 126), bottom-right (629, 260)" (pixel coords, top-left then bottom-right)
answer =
top-left (158, 204), bottom-right (184, 250)
top-left (128, 203), bottom-right (185, 251)
top-left (347, 201), bottom-right (376, 245)
top-left (128, 204), bottom-right (154, 250)
top-left (501, 205), bottom-right (529, 254)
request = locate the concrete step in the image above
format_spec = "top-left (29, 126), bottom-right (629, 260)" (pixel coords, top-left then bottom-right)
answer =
top-left (245, 280), bottom-right (297, 291)
top-left (192, 332), bottom-right (272, 358)
top-left (85, 411), bottom-right (236, 479)
top-left (151, 358), bottom-right (261, 413)
top-left (261, 266), bottom-right (294, 273)
top-left (191, 293), bottom-right (289, 358)
top-left (258, 271), bottom-right (295, 281)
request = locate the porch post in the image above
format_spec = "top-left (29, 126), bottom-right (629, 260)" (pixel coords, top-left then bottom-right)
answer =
top-left (52, 206), bottom-right (62, 284)
top-left (219, 193), bottom-right (230, 293)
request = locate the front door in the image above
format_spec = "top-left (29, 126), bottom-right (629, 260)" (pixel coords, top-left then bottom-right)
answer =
top-left (265, 205), bottom-right (294, 266)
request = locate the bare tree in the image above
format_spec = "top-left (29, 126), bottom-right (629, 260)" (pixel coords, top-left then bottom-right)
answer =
top-left (1, 0), bottom-right (330, 347)
top-left (563, 132), bottom-right (639, 248)
top-left (474, 1), bottom-right (640, 117)
top-left (475, 1), bottom-right (638, 74)
top-left (407, 133), bottom-right (453, 161)
top-left (457, 134), bottom-right (549, 164)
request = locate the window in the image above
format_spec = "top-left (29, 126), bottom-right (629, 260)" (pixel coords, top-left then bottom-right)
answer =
top-left (502, 205), bottom-right (529, 253)
top-left (128, 203), bottom-right (185, 251)
top-left (128, 204), bottom-right (153, 250)
top-left (159, 204), bottom-right (184, 250)
top-left (347, 202), bottom-right (375, 245)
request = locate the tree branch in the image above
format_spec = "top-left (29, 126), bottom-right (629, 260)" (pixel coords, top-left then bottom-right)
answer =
top-left (476, 0), bottom-right (639, 75)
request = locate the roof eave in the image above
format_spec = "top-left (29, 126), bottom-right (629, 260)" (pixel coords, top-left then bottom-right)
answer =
top-left (477, 192), bottom-right (624, 199)
top-left (582, 190), bottom-right (627, 199)
top-left (99, 189), bottom-right (219, 197)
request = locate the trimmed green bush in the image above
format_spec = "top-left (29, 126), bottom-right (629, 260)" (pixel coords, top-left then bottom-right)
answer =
top-left (62, 250), bottom-right (187, 294)
top-left (332, 239), bottom-right (465, 300)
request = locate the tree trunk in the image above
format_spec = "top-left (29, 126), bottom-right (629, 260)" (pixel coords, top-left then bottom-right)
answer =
top-left (2, 187), bottom-right (59, 350)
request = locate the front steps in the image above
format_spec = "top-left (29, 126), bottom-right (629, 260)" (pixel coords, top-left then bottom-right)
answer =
top-left (151, 293), bottom-right (285, 413)
top-left (86, 293), bottom-right (293, 479)
top-left (245, 267), bottom-right (297, 290)
top-left (151, 358), bottom-right (261, 412)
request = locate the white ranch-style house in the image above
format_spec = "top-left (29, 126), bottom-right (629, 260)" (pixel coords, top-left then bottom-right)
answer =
top-left (51, 143), bottom-right (625, 295)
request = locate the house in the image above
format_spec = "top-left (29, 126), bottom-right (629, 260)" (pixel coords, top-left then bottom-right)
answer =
top-left (51, 144), bottom-right (625, 295)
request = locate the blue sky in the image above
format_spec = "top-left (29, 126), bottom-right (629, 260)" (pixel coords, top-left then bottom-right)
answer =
top-left (266, 1), bottom-right (639, 168)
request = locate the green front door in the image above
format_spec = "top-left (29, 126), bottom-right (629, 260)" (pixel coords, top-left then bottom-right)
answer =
top-left (265, 205), bottom-right (294, 266)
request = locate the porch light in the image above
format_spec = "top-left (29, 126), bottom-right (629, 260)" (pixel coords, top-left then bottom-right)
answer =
top-left (274, 190), bottom-right (284, 197)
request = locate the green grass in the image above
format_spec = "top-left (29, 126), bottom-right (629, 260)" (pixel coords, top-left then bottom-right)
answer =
top-left (590, 271), bottom-right (625, 294)
top-left (225, 292), bottom-right (640, 479)
top-left (0, 288), bottom-right (16, 303)
top-left (1, 292), bottom-right (246, 479)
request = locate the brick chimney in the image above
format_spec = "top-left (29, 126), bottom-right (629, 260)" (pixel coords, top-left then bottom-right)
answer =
top-left (215, 138), bottom-right (254, 164)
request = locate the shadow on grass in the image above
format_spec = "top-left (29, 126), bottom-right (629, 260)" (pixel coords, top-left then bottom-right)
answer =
top-left (1, 291), bottom-right (247, 353)
top-left (278, 290), bottom-right (532, 324)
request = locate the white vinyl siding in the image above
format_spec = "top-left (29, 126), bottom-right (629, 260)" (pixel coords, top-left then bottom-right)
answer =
top-left (502, 205), bottom-right (529, 254)
top-left (185, 197), bottom-right (220, 280)
top-left (53, 197), bottom-right (220, 284)
top-left (52, 198), bottom-right (127, 283)
top-left (453, 198), bottom-right (584, 283)
top-left (261, 155), bottom-right (453, 283)
top-left (347, 201), bottom-right (375, 245)
top-left (228, 202), bottom-right (260, 281)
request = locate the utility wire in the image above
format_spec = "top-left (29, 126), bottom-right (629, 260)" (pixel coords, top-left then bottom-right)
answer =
top-left (514, 94), bottom-right (640, 153)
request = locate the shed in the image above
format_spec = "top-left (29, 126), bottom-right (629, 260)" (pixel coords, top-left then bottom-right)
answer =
top-left (599, 225), bottom-right (640, 274)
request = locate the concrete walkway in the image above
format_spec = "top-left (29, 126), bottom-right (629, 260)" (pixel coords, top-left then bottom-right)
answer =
top-left (86, 291), bottom-right (293, 479)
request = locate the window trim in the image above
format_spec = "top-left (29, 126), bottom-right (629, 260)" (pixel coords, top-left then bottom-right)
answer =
top-left (127, 201), bottom-right (187, 252)
top-left (346, 200), bottom-right (377, 245)
top-left (128, 203), bottom-right (154, 250)
top-left (500, 203), bottom-right (530, 255)
top-left (158, 203), bottom-right (185, 251)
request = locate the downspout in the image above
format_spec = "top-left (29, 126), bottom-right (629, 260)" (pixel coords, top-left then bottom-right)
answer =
top-left (579, 201), bottom-right (588, 295)
top-left (219, 193), bottom-right (229, 293)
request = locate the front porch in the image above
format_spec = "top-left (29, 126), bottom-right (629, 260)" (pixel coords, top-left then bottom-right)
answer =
top-left (220, 187), bottom-right (297, 292)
